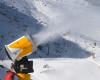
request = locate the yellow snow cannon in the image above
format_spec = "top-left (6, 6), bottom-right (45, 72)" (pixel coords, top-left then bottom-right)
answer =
top-left (5, 35), bottom-right (37, 61)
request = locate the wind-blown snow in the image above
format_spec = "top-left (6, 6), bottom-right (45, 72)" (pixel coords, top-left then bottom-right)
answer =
top-left (30, 0), bottom-right (100, 45)
top-left (1, 0), bottom-right (100, 44)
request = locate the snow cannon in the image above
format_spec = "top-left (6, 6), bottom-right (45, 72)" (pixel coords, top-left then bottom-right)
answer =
top-left (5, 35), bottom-right (37, 61)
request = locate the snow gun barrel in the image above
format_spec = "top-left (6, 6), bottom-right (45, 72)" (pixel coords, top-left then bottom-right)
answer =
top-left (5, 35), bottom-right (37, 61)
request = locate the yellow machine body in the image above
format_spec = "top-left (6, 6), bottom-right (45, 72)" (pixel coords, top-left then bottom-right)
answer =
top-left (17, 73), bottom-right (31, 80)
top-left (5, 36), bottom-right (37, 61)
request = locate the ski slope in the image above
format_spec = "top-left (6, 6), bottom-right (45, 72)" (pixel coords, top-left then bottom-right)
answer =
top-left (1, 58), bottom-right (100, 80)
top-left (0, 0), bottom-right (100, 80)
top-left (31, 58), bottom-right (100, 80)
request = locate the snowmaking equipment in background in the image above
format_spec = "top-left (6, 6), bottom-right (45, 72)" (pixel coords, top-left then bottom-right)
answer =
top-left (4, 35), bottom-right (38, 80)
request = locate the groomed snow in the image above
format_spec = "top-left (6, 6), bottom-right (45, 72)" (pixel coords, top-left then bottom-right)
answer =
top-left (31, 58), bottom-right (100, 80)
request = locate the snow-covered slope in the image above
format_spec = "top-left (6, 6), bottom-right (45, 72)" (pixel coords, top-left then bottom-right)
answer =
top-left (1, 58), bottom-right (100, 80)
top-left (31, 58), bottom-right (100, 80)
top-left (0, 0), bottom-right (100, 80)
top-left (29, 0), bottom-right (100, 42)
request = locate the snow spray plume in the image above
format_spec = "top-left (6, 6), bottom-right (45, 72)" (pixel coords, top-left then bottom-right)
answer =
top-left (31, 0), bottom-right (100, 46)
top-left (32, 25), bottom-right (69, 46)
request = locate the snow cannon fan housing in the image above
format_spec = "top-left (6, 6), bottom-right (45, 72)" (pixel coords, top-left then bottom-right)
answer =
top-left (5, 36), bottom-right (37, 61)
